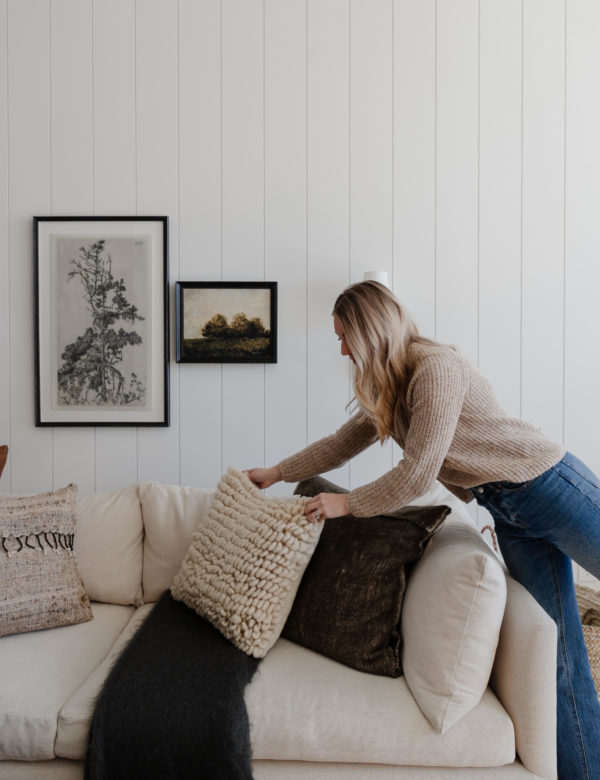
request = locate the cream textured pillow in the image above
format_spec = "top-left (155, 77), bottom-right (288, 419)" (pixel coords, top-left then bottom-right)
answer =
top-left (0, 483), bottom-right (93, 637)
top-left (401, 518), bottom-right (507, 733)
top-left (171, 468), bottom-right (322, 658)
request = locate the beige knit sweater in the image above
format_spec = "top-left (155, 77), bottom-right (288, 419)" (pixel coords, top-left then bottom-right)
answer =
top-left (279, 343), bottom-right (565, 518)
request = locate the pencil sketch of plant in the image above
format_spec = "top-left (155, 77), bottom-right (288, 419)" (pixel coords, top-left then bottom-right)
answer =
top-left (57, 240), bottom-right (146, 406)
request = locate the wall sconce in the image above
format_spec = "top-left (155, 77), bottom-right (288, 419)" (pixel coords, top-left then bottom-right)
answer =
top-left (363, 271), bottom-right (390, 288)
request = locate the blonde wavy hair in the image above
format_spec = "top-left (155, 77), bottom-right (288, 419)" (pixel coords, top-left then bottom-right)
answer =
top-left (333, 281), bottom-right (439, 443)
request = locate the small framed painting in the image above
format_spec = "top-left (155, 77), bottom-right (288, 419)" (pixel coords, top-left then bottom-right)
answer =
top-left (176, 281), bottom-right (277, 364)
top-left (34, 216), bottom-right (170, 426)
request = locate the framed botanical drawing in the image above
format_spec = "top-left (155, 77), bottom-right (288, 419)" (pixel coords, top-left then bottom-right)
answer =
top-left (34, 216), bottom-right (170, 426)
top-left (175, 281), bottom-right (277, 364)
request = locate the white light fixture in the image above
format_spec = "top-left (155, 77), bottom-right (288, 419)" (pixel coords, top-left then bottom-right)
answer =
top-left (363, 270), bottom-right (389, 288)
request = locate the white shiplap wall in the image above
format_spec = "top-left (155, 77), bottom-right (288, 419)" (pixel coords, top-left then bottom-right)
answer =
top-left (1, 0), bottom-right (599, 586)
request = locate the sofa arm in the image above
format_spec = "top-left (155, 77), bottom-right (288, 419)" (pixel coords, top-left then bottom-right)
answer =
top-left (490, 575), bottom-right (557, 780)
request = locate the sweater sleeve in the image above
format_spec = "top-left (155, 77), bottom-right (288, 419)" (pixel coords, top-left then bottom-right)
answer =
top-left (278, 411), bottom-right (378, 483)
top-left (346, 352), bottom-right (469, 517)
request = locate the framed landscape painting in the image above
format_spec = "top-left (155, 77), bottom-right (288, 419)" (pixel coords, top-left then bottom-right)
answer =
top-left (176, 281), bottom-right (277, 364)
top-left (34, 216), bottom-right (170, 426)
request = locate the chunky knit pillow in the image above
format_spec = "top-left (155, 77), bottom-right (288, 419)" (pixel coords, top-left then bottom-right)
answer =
top-left (0, 483), bottom-right (93, 637)
top-left (171, 468), bottom-right (322, 658)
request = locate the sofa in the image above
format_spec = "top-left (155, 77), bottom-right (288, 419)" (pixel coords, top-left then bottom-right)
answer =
top-left (0, 478), bottom-right (557, 780)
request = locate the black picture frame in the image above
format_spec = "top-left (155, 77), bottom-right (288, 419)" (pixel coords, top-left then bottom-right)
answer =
top-left (176, 281), bottom-right (277, 364)
top-left (34, 216), bottom-right (170, 426)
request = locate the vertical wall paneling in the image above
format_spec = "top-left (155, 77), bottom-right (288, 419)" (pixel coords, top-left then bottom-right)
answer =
top-left (435, 0), bottom-right (479, 523)
top-left (0, 0), bottom-right (9, 488)
top-left (307, 0), bottom-right (352, 488)
top-left (478, 0), bottom-right (522, 418)
top-left (264, 0), bottom-right (307, 492)
top-left (393, 0), bottom-right (436, 338)
top-left (50, 0), bottom-right (93, 214)
top-left (93, 0), bottom-right (137, 214)
top-left (2, 1), bottom-right (599, 584)
top-left (565, 0), bottom-right (600, 473)
top-left (521, 0), bottom-right (565, 443)
top-left (350, 0), bottom-right (393, 284)
top-left (7, 0), bottom-right (53, 493)
top-left (178, 0), bottom-right (222, 488)
top-left (475, 0), bottom-right (522, 530)
top-left (435, 0), bottom-right (479, 363)
top-left (392, 0), bottom-right (436, 478)
top-left (50, 0), bottom-right (96, 494)
top-left (221, 0), bottom-right (265, 472)
top-left (349, 0), bottom-right (394, 488)
top-left (565, 0), bottom-right (600, 588)
top-left (92, 0), bottom-right (139, 492)
top-left (136, 0), bottom-right (180, 483)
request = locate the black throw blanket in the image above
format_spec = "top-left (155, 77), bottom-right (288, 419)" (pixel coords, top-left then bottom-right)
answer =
top-left (84, 591), bottom-right (261, 780)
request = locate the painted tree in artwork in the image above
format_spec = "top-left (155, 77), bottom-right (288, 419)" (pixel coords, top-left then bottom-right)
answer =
top-left (58, 240), bottom-right (146, 406)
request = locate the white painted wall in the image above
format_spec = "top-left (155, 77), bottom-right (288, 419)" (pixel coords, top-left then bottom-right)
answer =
top-left (1, 0), bottom-right (599, 586)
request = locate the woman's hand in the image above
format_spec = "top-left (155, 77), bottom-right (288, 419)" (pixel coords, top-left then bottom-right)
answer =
top-left (245, 465), bottom-right (282, 489)
top-left (304, 493), bottom-right (349, 523)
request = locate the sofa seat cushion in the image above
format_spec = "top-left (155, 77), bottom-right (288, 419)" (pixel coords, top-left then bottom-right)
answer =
top-left (55, 603), bottom-right (155, 759)
top-left (246, 639), bottom-right (515, 768)
top-left (13, 617), bottom-right (514, 768)
top-left (0, 602), bottom-right (135, 760)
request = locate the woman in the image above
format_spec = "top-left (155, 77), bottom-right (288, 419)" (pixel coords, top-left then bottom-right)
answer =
top-left (247, 280), bottom-right (600, 780)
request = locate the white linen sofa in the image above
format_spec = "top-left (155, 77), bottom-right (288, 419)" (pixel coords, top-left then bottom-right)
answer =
top-left (0, 479), bottom-right (557, 780)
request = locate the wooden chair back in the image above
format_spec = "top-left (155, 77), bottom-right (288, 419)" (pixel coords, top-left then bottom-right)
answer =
top-left (0, 445), bottom-right (7, 480)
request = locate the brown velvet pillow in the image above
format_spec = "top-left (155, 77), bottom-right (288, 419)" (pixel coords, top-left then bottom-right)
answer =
top-left (282, 476), bottom-right (450, 677)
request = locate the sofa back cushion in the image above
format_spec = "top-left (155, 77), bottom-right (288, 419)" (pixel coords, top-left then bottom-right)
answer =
top-left (401, 516), bottom-right (507, 733)
top-left (76, 485), bottom-right (144, 606)
top-left (138, 481), bottom-right (214, 602)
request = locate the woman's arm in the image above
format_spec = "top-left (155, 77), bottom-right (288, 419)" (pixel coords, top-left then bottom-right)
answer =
top-left (346, 352), bottom-right (470, 517)
top-left (246, 412), bottom-right (377, 496)
top-left (244, 463), bottom-right (349, 521)
top-left (245, 464), bottom-right (282, 489)
top-left (248, 352), bottom-right (467, 520)
top-left (278, 411), bottom-right (378, 482)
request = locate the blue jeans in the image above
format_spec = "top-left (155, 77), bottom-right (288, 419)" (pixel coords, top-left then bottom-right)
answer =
top-left (471, 452), bottom-right (600, 780)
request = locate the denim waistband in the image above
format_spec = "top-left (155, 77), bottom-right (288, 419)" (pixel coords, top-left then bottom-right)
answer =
top-left (468, 454), bottom-right (569, 502)
top-left (469, 475), bottom-right (542, 501)
top-left (470, 482), bottom-right (498, 500)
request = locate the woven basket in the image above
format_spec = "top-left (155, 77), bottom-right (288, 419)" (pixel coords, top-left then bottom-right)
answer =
top-left (582, 625), bottom-right (600, 697)
top-left (575, 585), bottom-right (600, 699)
top-left (576, 584), bottom-right (600, 618)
